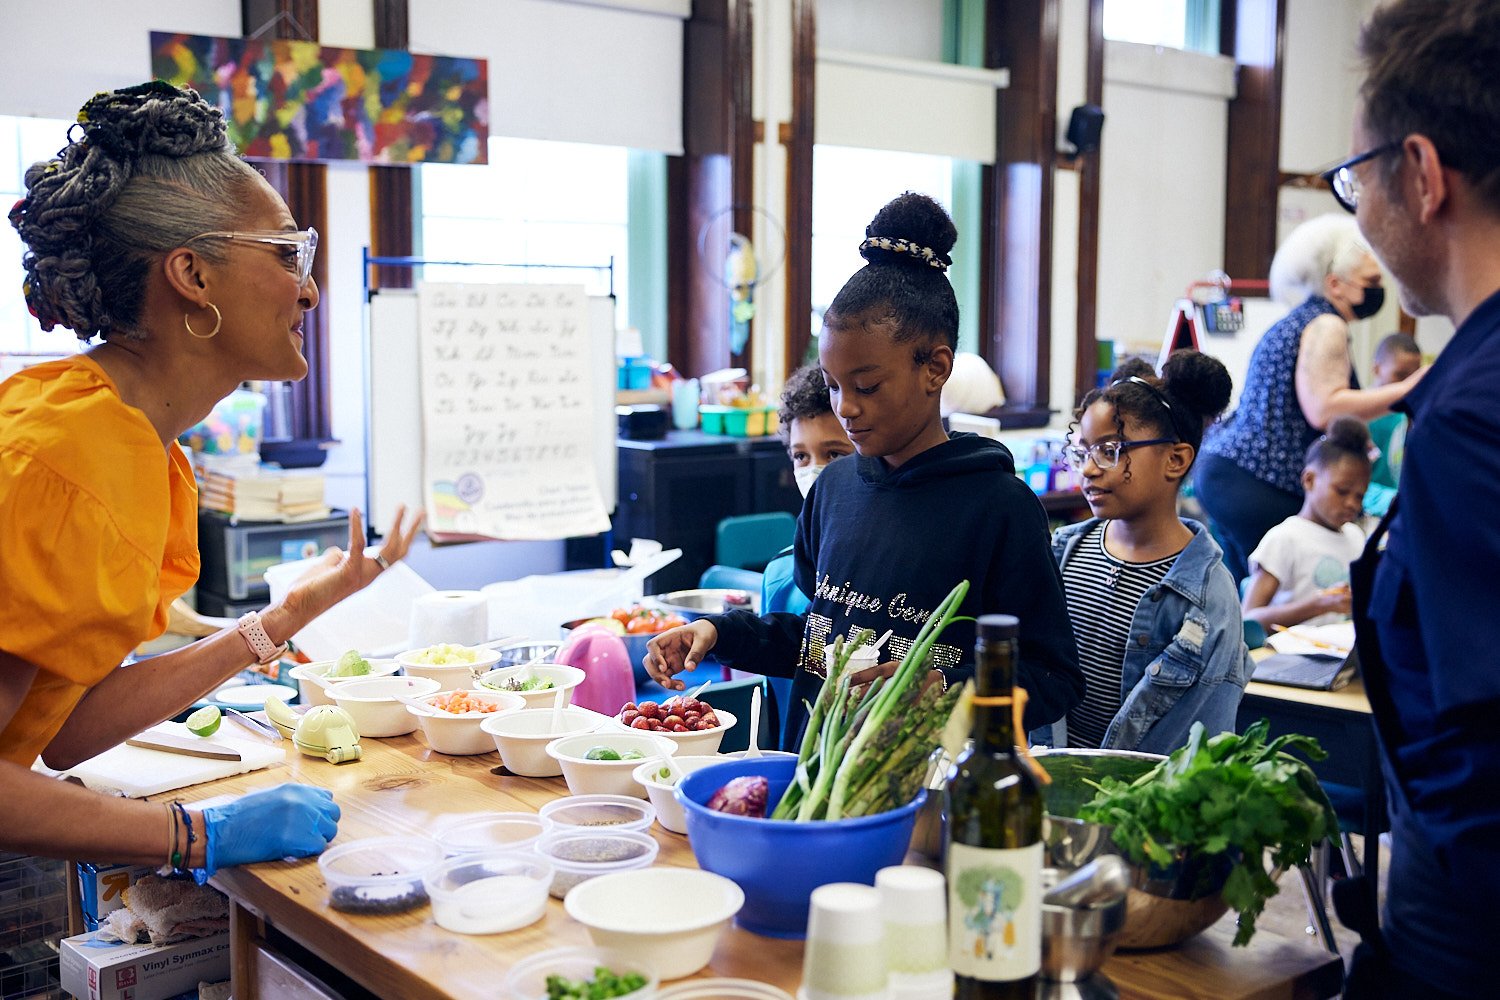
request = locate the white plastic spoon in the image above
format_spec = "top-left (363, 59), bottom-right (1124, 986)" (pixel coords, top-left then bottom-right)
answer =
top-left (548, 687), bottom-right (567, 734)
top-left (742, 684), bottom-right (764, 758)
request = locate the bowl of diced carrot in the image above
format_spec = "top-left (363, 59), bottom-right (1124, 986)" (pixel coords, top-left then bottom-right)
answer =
top-left (409, 688), bottom-right (526, 755)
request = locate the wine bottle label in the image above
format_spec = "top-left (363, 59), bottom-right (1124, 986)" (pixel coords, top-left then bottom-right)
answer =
top-left (946, 841), bottom-right (1042, 980)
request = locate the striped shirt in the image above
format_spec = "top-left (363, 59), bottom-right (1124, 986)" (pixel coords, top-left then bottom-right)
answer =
top-left (1061, 521), bottom-right (1178, 749)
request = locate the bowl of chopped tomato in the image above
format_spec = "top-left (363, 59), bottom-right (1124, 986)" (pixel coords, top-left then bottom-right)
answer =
top-left (408, 688), bottom-right (525, 755)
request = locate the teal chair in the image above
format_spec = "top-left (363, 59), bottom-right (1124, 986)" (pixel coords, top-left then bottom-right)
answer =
top-left (700, 676), bottom-right (780, 753)
top-left (698, 565), bottom-right (765, 594)
top-left (715, 512), bottom-right (796, 572)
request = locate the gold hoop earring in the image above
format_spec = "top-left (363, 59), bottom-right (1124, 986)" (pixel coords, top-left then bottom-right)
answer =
top-left (184, 302), bottom-right (222, 339)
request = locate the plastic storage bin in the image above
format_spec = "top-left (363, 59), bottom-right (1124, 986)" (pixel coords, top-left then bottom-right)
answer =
top-left (699, 405), bottom-right (777, 437)
top-left (197, 509), bottom-right (351, 600)
top-left (0, 853), bottom-right (68, 999)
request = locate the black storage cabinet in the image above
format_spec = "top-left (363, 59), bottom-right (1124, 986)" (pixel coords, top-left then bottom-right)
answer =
top-left (613, 431), bottom-right (803, 593)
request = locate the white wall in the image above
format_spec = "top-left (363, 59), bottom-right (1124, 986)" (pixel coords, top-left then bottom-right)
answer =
top-left (1095, 42), bottom-right (1235, 361)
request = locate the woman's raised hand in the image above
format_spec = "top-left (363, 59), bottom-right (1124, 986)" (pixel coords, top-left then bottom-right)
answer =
top-left (285, 505), bottom-right (425, 619)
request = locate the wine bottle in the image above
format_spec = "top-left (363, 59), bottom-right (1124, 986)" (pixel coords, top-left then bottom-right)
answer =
top-left (945, 614), bottom-right (1043, 999)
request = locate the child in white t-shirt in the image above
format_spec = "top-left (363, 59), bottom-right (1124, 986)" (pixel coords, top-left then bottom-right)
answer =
top-left (1243, 417), bottom-right (1371, 628)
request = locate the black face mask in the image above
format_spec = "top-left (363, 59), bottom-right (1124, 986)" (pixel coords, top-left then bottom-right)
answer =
top-left (1351, 285), bottom-right (1385, 320)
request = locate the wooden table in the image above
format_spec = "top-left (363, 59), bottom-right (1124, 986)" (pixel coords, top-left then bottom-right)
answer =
top-left (173, 731), bottom-right (1343, 1000)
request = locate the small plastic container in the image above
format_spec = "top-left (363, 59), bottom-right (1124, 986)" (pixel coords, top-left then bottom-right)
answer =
top-left (658, 981), bottom-right (794, 1000)
top-left (437, 813), bottom-right (548, 857)
top-left (318, 836), bottom-right (444, 915)
top-left (423, 852), bottom-right (552, 935)
top-left (540, 795), bottom-right (656, 834)
top-left (504, 946), bottom-right (657, 1000)
top-left (534, 829), bottom-right (659, 899)
top-left (699, 404), bottom-right (731, 435)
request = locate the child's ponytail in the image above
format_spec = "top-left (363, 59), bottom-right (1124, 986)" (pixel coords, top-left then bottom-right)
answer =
top-left (1305, 415), bottom-right (1374, 470)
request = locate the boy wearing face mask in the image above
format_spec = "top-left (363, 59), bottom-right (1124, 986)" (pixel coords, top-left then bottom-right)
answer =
top-left (752, 367), bottom-right (853, 745)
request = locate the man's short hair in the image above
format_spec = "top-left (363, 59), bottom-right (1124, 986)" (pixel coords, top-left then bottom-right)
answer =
top-left (1359, 0), bottom-right (1500, 214)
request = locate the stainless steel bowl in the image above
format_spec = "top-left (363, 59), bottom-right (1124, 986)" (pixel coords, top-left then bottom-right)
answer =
top-left (645, 588), bottom-right (756, 619)
top-left (1041, 868), bottom-right (1127, 984)
top-left (494, 640), bottom-right (562, 667)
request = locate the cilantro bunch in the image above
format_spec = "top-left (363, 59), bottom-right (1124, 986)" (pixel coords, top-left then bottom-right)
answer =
top-left (544, 966), bottom-right (648, 999)
top-left (1078, 719), bottom-right (1339, 946)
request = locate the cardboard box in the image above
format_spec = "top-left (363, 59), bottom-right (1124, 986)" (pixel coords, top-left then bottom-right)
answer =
top-left (76, 863), bottom-right (156, 931)
top-left (59, 931), bottom-right (230, 1000)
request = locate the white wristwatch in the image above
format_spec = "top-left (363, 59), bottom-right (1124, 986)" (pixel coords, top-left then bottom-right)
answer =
top-left (236, 611), bottom-right (289, 665)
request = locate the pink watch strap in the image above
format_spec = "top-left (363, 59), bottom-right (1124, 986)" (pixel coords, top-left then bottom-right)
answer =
top-left (237, 611), bottom-right (288, 665)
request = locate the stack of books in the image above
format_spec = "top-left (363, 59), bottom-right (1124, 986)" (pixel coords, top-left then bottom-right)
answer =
top-left (193, 455), bottom-right (330, 523)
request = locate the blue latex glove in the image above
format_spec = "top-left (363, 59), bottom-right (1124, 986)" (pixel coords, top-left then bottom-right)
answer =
top-left (201, 783), bottom-right (340, 875)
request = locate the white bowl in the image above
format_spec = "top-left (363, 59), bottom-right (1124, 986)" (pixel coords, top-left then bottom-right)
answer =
top-left (397, 644), bottom-right (503, 692)
top-left (329, 676), bottom-right (442, 738)
top-left (545, 732), bottom-right (678, 798)
top-left (288, 657), bottom-right (401, 707)
top-left (479, 706), bottom-right (611, 777)
top-left (504, 946), bottom-right (656, 1000)
top-left (564, 868), bottom-right (744, 980)
top-left (423, 851), bottom-right (552, 935)
top-left (631, 755), bottom-right (739, 835)
top-left (611, 707), bottom-right (737, 757)
top-left (409, 689), bottom-right (525, 755)
top-left (474, 664), bottom-right (587, 708)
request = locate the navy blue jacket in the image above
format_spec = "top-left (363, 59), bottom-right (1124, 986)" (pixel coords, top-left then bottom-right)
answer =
top-left (706, 433), bottom-right (1083, 747)
top-left (1354, 287), bottom-right (1500, 995)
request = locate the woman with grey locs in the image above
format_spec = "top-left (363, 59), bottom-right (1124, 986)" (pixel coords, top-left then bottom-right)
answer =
top-left (1193, 214), bottom-right (1425, 581)
top-left (1, 82), bottom-right (422, 872)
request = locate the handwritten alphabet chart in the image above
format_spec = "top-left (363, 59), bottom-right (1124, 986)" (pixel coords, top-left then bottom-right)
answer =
top-left (417, 282), bottom-right (611, 540)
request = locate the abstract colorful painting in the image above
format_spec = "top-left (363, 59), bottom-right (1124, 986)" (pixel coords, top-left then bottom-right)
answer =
top-left (150, 32), bottom-right (488, 164)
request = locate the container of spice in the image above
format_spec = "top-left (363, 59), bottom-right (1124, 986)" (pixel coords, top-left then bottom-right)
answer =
top-left (539, 794), bottom-right (656, 834)
top-left (534, 829), bottom-right (659, 899)
top-left (318, 836), bottom-right (445, 915)
top-left (424, 851), bottom-right (553, 935)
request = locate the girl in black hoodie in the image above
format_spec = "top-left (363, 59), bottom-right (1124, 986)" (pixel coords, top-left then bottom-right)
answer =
top-left (644, 193), bottom-right (1083, 747)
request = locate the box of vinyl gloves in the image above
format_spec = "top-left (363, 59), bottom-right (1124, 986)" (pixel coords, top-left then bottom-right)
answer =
top-left (59, 931), bottom-right (229, 1000)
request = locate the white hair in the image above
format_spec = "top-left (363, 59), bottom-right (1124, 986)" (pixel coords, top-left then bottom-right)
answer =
top-left (941, 351), bottom-right (1006, 417)
top-left (1268, 214), bottom-right (1372, 306)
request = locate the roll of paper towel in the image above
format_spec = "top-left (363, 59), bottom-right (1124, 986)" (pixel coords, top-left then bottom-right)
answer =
top-left (409, 590), bottom-right (489, 647)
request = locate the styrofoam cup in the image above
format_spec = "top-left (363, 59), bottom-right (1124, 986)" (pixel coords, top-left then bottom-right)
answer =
top-left (801, 883), bottom-right (890, 1000)
top-left (876, 866), bottom-right (952, 998)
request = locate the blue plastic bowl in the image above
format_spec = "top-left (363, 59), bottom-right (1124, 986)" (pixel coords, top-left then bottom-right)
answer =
top-left (676, 756), bottom-right (926, 939)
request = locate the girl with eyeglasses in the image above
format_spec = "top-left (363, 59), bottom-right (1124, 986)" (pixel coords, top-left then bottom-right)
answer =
top-left (0, 83), bottom-right (422, 872)
top-left (644, 193), bottom-right (1083, 747)
top-left (1042, 350), bottom-right (1254, 754)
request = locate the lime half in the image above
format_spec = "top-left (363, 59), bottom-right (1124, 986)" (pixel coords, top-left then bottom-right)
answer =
top-left (186, 705), bottom-right (222, 738)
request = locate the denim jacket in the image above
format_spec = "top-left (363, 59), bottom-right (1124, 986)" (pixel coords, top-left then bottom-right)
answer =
top-left (1037, 517), bottom-right (1253, 755)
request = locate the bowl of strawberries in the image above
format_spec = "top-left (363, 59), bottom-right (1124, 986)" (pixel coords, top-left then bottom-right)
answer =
top-left (614, 696), bottom-right (736, 756)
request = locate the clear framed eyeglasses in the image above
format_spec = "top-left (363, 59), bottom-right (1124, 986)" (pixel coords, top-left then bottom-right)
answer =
top-left (1319, 143), bottom-right (1400, 213)
top-left (189, 227), bottom-right (319, 285)
top-left (1062, 437), bottom-right (1177, 472)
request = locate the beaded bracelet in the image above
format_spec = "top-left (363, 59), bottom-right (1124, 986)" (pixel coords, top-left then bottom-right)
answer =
top-left (170, 800), bottom-right (197, 870)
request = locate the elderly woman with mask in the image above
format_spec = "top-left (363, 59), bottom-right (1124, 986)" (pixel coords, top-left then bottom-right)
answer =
top-left (1, 83), bottom-right (422, 872)
top-left (1193, 214), bottom-right (1425, 580)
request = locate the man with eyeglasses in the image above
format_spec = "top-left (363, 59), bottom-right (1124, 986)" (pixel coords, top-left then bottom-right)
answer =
top-left (1336, 2), bottom-right (1500, 996)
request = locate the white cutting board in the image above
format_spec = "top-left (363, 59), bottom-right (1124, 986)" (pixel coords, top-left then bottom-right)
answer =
top-left (48, 722), bottom-right (286, 798)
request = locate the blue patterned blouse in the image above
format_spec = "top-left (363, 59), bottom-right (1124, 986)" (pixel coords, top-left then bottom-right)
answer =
top-left (1202, 295), bottom-right (1351, 494)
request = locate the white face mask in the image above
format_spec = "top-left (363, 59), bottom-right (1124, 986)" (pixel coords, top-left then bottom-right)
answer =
top-left (794, 464), bottom-right (825, 497)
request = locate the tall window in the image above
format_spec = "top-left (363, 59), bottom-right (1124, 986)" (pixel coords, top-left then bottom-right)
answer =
top-left (419, 137), bottom-right (630, 323)
top-left (810, 146), bottom-right (961, 364)
top-left (0, 116), bottom-right (84, 361)
top-left (1104, 0), bottom-right (1221, 53)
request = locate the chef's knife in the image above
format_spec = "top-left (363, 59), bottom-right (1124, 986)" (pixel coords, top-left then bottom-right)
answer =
top-left (224, 706), bottom-right (283, 741)
top-left (125, 734), bottom-right (243, 761)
